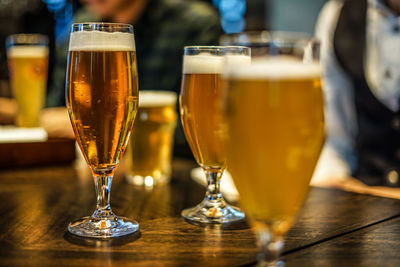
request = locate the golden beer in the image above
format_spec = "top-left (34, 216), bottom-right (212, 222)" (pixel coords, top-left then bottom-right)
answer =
top-left (66, 34), bottom-right (138, 172)
top-left (66, 23), bottom-right (140, 238)
top-left (8, 45), bottom-right (48, 127)
top-left (180, 54), bottom-right (250, 169)
top-left (126, 91), bottom-right (177, 186)
top-left (180, 72), bottom-right (225, 168)
top-left (225, 60), bottom-right (325, 235)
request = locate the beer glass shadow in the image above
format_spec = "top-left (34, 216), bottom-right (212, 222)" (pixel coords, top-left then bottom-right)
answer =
top-left (64, 230), bottom-right (141, 247)
top-left (183, 217), bottom-right (250, 230)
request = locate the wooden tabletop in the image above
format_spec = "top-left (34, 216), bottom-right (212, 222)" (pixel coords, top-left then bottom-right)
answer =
top-left (1, 158), bottom-right (400, 266)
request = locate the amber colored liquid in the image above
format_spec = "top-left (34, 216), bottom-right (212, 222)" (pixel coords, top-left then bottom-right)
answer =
top-left (226, 77), bottom-right (325, 235)
top-left (66, 50), bottom-right (138, 173)
top-left (8, 47), bottom-right (48, 127)
top-left (180, 73), bottom-right (225, 169)
top-left (127, 104), bottom-right (177, 182)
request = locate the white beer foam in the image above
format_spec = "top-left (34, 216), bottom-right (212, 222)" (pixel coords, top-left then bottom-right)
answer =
top-left (139, 91), bottom-right (177, 107)
top-left (183, 53), bottom-right (250, 74)
top-left (225, 54), bottom-right (251, 66)
top-left (227, 58), bottom-right (321, 80)
top-left (7, 46), bottom-right (49, 58)
top-left (183, 54), bottom-right (224, 74)
top-left (69, 31), bottom-right (135, 51)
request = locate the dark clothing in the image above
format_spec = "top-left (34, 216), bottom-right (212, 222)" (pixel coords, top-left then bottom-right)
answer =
top-left (48, 0), bottom-right (222, 158)
top-left (334, 0), bottom-right (400, 186)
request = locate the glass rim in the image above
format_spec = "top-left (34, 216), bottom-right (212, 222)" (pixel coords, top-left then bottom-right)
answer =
top-left (71, 22), bottom-right (134, 32)
top-left (184, 45), bottom-right (249, 50)
top-left (139, 89), bottom-right (177, 96)
top-left (220, 31), bottom-right (319, 46)
top-left (225, 30), bottom-right (312, 35)
top-left (221, 30), bottom-right (313, 39)
top-left (7, 33), bottom-right (48, 38)
top-left (6, 34), bottom-right (48, 49)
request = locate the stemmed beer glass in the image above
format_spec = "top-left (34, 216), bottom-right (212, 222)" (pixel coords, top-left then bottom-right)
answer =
top-left (66, 23), bottom-right (139, 238)
top-left (223, 34), bottom-right (324, 264)
top-left (179, 46), bottom-right (250, 224)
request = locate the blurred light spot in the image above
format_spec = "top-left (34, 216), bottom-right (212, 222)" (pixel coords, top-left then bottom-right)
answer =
top-left (144, 176), bottom-right (154, 187)
top-left (388, 170), bottom-right (399, 185)
top-left (221, 18), bottom-right (245, 34)
top-left (214, 0), bottom-right (246, 34)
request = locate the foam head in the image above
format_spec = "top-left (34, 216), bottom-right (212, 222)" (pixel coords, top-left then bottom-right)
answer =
top-left (225, 54), bottom-right (251, 66)
top-left (7, 45), bottom-right (49, 58)
top-left (226, 58), bottom-right (321, 80)
top-left (69, 31), bottom-right (135, 51)
top-left (183, 53), bottom-right (224, 74)
top-left (183, 53), bottom-right (251, 74)
top-left (139, 91), bottom-right (177, 107)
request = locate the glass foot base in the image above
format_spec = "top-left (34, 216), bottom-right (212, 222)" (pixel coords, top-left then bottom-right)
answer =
top-left (68, 215), bottom-right (139, 238)
top-left (182, 200), bottom-right (245, 224)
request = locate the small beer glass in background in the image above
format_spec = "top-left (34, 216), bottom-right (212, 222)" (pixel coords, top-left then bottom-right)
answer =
top-left (126, 90), bottom-right (177, 187)
top-left (6, 34), bottom-right (49, 127)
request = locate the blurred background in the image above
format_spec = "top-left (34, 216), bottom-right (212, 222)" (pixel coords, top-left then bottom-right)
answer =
top-left (0, 0), bottom-right (327, 99)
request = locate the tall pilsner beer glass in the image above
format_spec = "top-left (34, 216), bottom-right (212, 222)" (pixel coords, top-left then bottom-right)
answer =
top-left (180, 46), bottom-right (250, 224)
top-left (224, 35), bottom-right (324, 264)
top-left (66, 23), bottom-right (139, 238)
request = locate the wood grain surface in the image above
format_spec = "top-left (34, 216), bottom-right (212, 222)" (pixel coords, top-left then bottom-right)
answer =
top-left (1, 158), bottom-right (400, 266)
top-left (283, 216), bottom-right (400, 266)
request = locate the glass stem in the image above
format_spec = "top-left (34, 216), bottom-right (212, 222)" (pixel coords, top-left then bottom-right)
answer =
top-left (255, 227), bottom-right (284, 266)
top-left (204, 169), bottom-right (224, 202)
top-left (92, 173), bottom-right (114, 218)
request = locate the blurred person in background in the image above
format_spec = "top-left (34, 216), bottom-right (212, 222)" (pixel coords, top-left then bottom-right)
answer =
top-left (312, 0), bottom-right (400, 191)
top-left (0, 0), bottom-right (222, 158)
